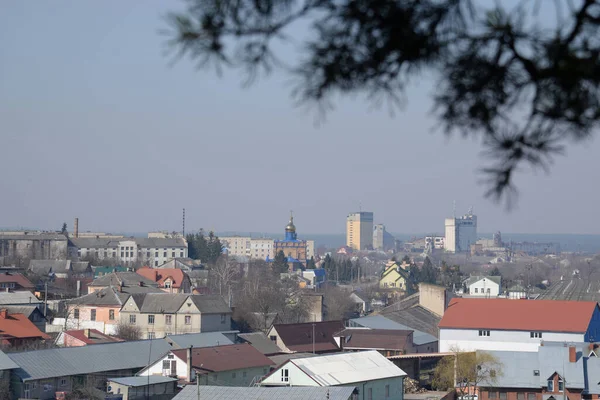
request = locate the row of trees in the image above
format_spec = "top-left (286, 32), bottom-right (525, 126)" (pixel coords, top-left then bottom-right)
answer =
top-left (322, 254), bottom-right (365, 282)
top-left (186, 229), bottom-right (223, 264)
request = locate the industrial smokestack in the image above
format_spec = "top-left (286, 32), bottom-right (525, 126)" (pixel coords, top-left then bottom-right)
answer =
top-left (74, 218), bottom-right (79, 238)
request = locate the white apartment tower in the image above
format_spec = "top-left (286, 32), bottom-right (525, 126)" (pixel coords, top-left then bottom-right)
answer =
top-left (444, 211), bottom-right (477, 253)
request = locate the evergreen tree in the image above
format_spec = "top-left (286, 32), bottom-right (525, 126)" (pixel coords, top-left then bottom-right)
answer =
top-left (272, 250), bottom-right (289, 274)
top-left (206, 231), bottom-right (223, 264)
top-left (307, 257), bottom-right (316, 269)
top-left (421, 257), bottom-right (439, 284)
top-left (401, 255), bottom-right (411, 265)
top-left (60, 223), bottom-right (68, 235)
top-left (490, 266), bottom-right (501, 277)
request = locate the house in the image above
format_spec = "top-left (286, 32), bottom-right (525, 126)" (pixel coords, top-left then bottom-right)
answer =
top-left (267, 320), bottom-right (345, 354)
top-left (136, 266), bottom-right (192, 293)
top-left (348, 315), bottom-right (438, 353)
top-left (138, 343), bottom-right (274, 386)
top-left (259, 351), bottom-right (407, 400)
top-left (28, 260), bottom-right (73, 279)
top-left (87, 271), bottom-right (162, 294)
top-left (0, 291), bottom-right (43, 309)
top-left (157, 258), bottom-right (204, 271)
top-left (70, 261), bottom-right (93, 278)
top-left (301, 269), bottom-right (326, 288)
top-left (379, 262), bottom-right (409, 290)
top-left (3, 305), bottom-right (46, 332)
top-left (8, 339), bottom-right (172, 400)
top-left (56, 328), bottom-right (123, 347)
top-left (478, 342), bottom-right (600, 400)
top-left (0, 309), bottom-right (50, 347)
top-left (173, 385), bottom-right (357, 400)
top-left (65, 286), bottom-right (130, 334)
top-left (463, 275), bottom-right (502, 297)
top-left (238, 332), bottom-right (283, 355)
top-left (92, 265), bottom-right (130, 278)
top-left (119, 293), bottom-right (232, 339)
top-left (107, 376), bottom-right (178, 400)
top-left (438, 298), bottom-right (600, 352)
top-left (0, 349), bottom-right (19, 395)
top-left (333, 328), bottom-right (415, 356)
top-left (164, 331), bottom-right (236, 349)
top-left (350, 291), bottom-right (372, 314)
top-left (0, 272), bottom-right (34, 291)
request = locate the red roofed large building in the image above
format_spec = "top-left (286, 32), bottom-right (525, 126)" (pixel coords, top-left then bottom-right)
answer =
top-left (0, 309), bottom-right (50, 347)
top-left (136, 267), bottom-right (191, 293)
top-left (439, 298), bottom-right (600, 352)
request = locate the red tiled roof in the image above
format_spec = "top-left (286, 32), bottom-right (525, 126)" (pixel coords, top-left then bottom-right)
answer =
top-left (172, 343), bottom-right (273, 373)
top-left (0, 310), bottom-right (50, 340)
top-left (64, 329), bottom-right (123, 345)
top-left (272, 320), bottom-right (344, 353)
top-left (438, 298), bottom-right (598, 333)
top-left (136, 267), bottom-right (187, 289)
top-left (0, 273), bottom-right (34, 289)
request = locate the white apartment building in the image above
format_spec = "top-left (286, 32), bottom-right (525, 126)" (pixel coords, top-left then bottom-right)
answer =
top-left (444, 211), bottom-right (477, 253)
top-left (222, 237), bottom-right (315, 261)
top-left (250, 239), bottom-right (275, 260)
top-left (220, 236), bottom-right (252, 258)
top-left (69, 237), bottom-right (188, 266)
top-left (439, 298), bottom-right (600, 352)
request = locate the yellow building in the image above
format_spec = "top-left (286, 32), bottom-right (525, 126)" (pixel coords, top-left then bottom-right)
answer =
top-left (272, 214), bottom-right (308, 267)
top-left (346, 211), bottom-right (374, 250)
top-left (379, 262), bottom-right (409, 290)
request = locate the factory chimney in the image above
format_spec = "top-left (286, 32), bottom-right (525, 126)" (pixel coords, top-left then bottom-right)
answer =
top-left (74, 218), bottom-right (79, 238)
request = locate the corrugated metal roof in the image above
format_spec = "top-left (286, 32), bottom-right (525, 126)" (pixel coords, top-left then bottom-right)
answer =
top-left (108, 376), bottom-right (177, 387)
top-left (0, 292), bottom-right (41, 305)
top-left (349, 315), bottom-right (437, 345)
top-left (285, 350), bottom-right (406, 386)
top-left (68, 287), bottom-right (129, 306)
top-left (0, 350), bottom-right (18, 371)
top-left (166, 331), bottom-right (234, 349)
top-left (126, 294), bottom-right (231, 314)
top-left (174, 385), bottom-right (355, 400)
top-left (238, 332), bottom-right (282, 355)
top-left (9, 339), bottom-right (172, 381)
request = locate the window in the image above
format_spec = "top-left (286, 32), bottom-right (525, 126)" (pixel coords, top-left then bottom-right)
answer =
top-left (155, 252), bottom-right (159, 257)
top-left (270, 335), bottom-right (277, 341)
top-left (281, 369), bottom-right (289, 382)
top-left (530, 332), bottom-right (542, 338)
top-left (165, 315), bottom-right (172, 325)
top-left (130, 314), bottom-right (137, 324)
top-left (489, 392), bottom-right (497, 399)
top-left (121, 252), bottom-right (124, 258)
top-left (478, 330), bottom-right (490, 337)
top-left (73, 309), bottom-right (79, 319)
top-left (548, 380), bottom-right (554, 392)
top-left (164, 252), bottom-right (167, 257)
top-left (90, 309), bottom-right (96, 321)
top-left (475, 288), bottom-right (478, 293)
top-left (148, 332), bottom-right (155, 339)
top-left (243, 371), bottom-right (247, 378)
top-left (109, 309), bottom-right (115, 320)
top-left (147, 252), bottom-right (151, 258)
top-left (528, 394), bottom-right (536, 400)
top-left (172, 252), bottom-right (176, 257)
top-left (148, 315), bottom-right (155, 325)
top-left (499, 392), bottom-right (507, 400)
top-left (232, 372), bottom-right (236, 378)
top-left (180, 252), bottom-right (184, 257)
top-left (155, 261), bottom-right (158, 266)
top-left (24, 384), bottom-right (30, 398)
top-left (60, 378), bottom-right (67, 387)
top-left (185, 315), bottom-right (191, 325)
top-left (385, 384), bottom-right (390, 398)
top-left (164, 281), bottom-right (172, 288)
top-left (163, 360), bottom-right (171, 370)
top-left (368, 387), bottom-right (373, 400)
top-left (518, 393), bottom-right (525, 400)
top-left (487, 288), bottom-right (491, 293)
top-left (221, 314), bottom-right (226, 323)
top-left (558, 379), bottom-right (564, 392)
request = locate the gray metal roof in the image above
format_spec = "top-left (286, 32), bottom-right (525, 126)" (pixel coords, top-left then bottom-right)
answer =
top-left (69, 237), bottom-right (186, 249)
top-left (538, 345), bottom-right (585, 389)
top-left (165, 331), bottom-right (234, 349)
top-left (349, 315), bottom-right (437, 345)
top-left (0, 233), bottom-right (67, 241)
top-left (108, 376), bottom-right (177, 387)
top-left (477, 350), bottom-right (539, 388)
top-left (68, 287), bottom-right (129, 306)
top-left (29, 260), bottom-right (71, 274)
top-left (71, 261), bottom-right (91, 273)
top-left (238, 332), bottom-right (282, 355)
top-left (0, 350), bottom-right (18, 371)
top-left (127, 293), bottom-right (231, 314)
top-left (0, 292), bottom-right (42, 305)
top-left (3, 306), bottom-right (43, 318)
top-left (89, 272), bottom-right (158, 288)
top-left (174, 385), bottom-right (356, 400)
top-left (587, 357), bottom-right (600, 394)
top-left (9, 339), bottom-right (172, 381)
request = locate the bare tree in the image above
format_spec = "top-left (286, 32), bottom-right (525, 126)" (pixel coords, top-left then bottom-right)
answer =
top-left (113, 321), bottom-right (141, 341)
top-left (210, 256), bottom-right (241, 296)
top-left (322, 287), bottom-right (355, 321)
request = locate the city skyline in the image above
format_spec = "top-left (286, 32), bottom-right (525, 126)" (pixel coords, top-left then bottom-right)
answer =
top-left (1, 2), bottom-right (599, 235)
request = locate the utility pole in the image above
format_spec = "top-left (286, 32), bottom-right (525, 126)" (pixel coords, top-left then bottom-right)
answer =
top-left (44, 281), bottom-right (48, 317)
top-left (312, 322), bottom-right (315, 354)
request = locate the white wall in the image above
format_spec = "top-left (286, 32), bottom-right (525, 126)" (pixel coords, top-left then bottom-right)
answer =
top-left (260, 362), bottom-right (318, 386)
top-left (468, 278), bottom-right (500, 297)
top-left (440, 328), bottom-right (585, 352)
top-left (139, 352), bottom-right (190, 381)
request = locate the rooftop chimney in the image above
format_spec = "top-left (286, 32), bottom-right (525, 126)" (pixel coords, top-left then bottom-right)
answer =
top-left (74, 218), bottom-right (79, 238)
top-left (84, 329), bottom-right (91, 338)
top-left (0, 309), bottom-right (7, 319)
top-left (187, 346), bottom-right (193, 382)
top-left (569, 346), bottom-right (577, 362)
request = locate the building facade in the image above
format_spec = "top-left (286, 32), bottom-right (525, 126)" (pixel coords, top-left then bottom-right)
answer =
top-left (444, 211), bottom-right (477, 253)
top-left (346, 212), bottom-right (374, 251)
top-left (0, 233), bottom-right (68, 261)
top-left (272, 214), bottom-right (309, 266)
top-left (464, 276), bottom-right (502, 297)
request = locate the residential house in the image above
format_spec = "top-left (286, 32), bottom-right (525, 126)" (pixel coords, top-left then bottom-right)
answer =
top-left (136, 266), bottom-right (192, 293)
top-left (107, 376), bottom-right (177, 400)
top-left (55, 328), bottom-right (123, 347)
top-left (0, 272), bottom-right (34, 292)
top-left (92, 265), bottom-right (130, 278)
top-left (8, 339), bottom-right (172, 400)
top-left (164, 331), bottom-right (236, 349)
top-left (157, 258), bottom-right (203, 271)
top-left (301, 269), bottom-right (325, 288)
top-left (438, 298), bottom-right (600, 352)
top-left (65, 286), bottom-right (130, 334)
top-left (0, 291), bottom-right (43, 309)
top-left (187, 270), bottom-right (210, 293)
top-left (379, 261), bottom-right (409, 290)
top-left (174, 385), bottom-right (357, 400)
top-left (463, 275), bottom-right (502, 297)
top-left (350, 291), bottom-right (372, 314)
top-left (266, 320), bottom-right (344, 354)
top-left (238, 332), bottom-right (283, 356)
top-left (0, 349), bottom-right (19, 394)
top-left (478, 342), bottom-right (600, 400)
top-left (174, 385), bottom-right (356, 400)
top-left (4, 305), bottom-right (46, 332)
top-left (333, 328), bottom-right (415, 356)
top-left (259, 351), bottom-right (407, 400)
top-left (87, 271), bottom-right (162, 294)
top-left (138, 343), bottom-right (274, 386)
top-left (0, 309), bottom-right (50, 347)
top-left (348, 315), bottom-right (438, 353)
top-left (119, 293), bottom-right (232, 339)
top-left (29, 260), bottom-right (73, 279)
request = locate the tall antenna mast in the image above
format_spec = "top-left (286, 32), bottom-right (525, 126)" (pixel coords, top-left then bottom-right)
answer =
top-left (182, 208), bottom-right (186, 237)
top-left (453, 200), bottom-right (456, 218)
top-left (359, 201), bottom-right (362, 212)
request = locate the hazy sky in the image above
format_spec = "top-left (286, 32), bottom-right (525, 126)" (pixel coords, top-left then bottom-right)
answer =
top-left (1, 1), bottom-right (598, 235)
